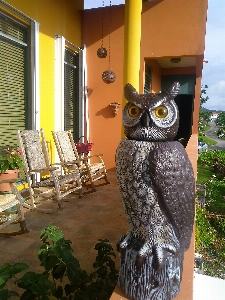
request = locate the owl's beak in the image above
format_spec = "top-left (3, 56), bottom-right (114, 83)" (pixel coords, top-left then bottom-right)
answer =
top-left (140, 111), bottom-right (152, 128)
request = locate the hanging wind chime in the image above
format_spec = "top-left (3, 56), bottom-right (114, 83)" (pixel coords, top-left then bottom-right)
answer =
top-left (101, 1), bottom-right (116, 84)
top-left (97, 0), bottom-right (107, 58)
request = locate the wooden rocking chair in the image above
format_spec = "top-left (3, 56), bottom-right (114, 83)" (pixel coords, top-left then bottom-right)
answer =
top-left (17, 129), bottom-right (83, 212)
top-left (0, 178), bottom-right (28, 236)
top-left (52, 131), bottom-right (110, 192)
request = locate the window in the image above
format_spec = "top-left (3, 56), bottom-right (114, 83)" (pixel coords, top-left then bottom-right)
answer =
top-left (55, 36), bottom-right (84, 142)
top-left (0, 2), bottom-right (38, 148)
top-left (64, 47), bottom-right (80, 141)
top-left (144, 63), bottom-right (152, 94)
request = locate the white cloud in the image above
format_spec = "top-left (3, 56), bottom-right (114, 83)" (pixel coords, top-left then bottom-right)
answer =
top-left (202, 0), bottom-right (225, 111)
top-left (204, 27), bottom-right (225, 64)
top-left (203, 81), bottom-right (225, 111)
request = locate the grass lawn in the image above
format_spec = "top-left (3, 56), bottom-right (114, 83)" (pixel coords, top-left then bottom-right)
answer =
top-left (204, 125), bottom-right (211, 131)
top-left (197, 164), bottom-right (217, 183)
top-left (199, 136), bottom-right (217, 145)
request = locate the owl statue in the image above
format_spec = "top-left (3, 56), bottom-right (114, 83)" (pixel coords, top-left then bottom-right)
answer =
top-left (116, 82), bottom-right (195, 300)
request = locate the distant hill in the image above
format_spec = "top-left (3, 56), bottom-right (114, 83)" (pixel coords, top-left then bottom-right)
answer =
top-left (201, 107), bottom-right (224, 113)
top-left (201, 107), bottom-right (211, 112)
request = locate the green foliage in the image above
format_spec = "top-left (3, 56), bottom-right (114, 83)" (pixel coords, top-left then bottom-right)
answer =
top-left (216, 112), bottom-right (225, 128)
top-left (198, 150), bottom-right (225, 214)
top-left (0, 226), bottom-right (118, 300)
top-left (196, 150), bottom-right (225, 277)
top-left (198, 110), bottom-right (211, 130)
top-left (198, 85), bottom-right (212, 136)
top-left (200, 85), bottom-right (209, 107)
top-left (198, 150), bottom-right (225, 167)
top-left (205, 177), bottom-right (225, 215)
top-left (89, 239), bottom-right (119, 300)
top-left (195, 205), bottom-right (225, 278)
top-left (0, 148), bottom-right (24, 173)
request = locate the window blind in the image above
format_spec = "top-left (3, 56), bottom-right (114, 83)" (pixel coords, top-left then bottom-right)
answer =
top-left (0, 12), bottom-right (28, 148)
top-left (64, 48), bottom-right (79, 141)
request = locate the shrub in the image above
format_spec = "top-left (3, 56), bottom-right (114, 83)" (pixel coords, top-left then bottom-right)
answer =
top-left (195, 205), bottom-right (225, 278)
top-left (198, 150), bottom-right (225, 168)
top-left (0, 226), bottom-right (118, 300)
top-left (205, 176), bottom-right (225, 214)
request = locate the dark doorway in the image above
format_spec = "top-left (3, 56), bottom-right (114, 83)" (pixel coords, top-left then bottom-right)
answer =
top-left (174, 94), bottom-right (194, 147)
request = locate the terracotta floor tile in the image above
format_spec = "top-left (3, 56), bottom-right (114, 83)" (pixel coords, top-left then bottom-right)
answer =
top-left (0, 171), bottom-right (127, 281)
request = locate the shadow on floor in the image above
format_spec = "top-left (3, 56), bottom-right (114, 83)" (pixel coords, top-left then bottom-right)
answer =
top-left (0, 171), bottom-right (128, 275)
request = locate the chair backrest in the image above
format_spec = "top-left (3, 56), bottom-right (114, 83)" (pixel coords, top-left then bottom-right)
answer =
top-left (52, 131), bottom-right (79, 164)
top-left (18, 129), bottom-right (50, 171)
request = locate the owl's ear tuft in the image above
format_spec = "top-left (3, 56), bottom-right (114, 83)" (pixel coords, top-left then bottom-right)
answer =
top-left (124, 83), bottom-right (139, 102)
top-left (164, 82), bottom-right (180, 99)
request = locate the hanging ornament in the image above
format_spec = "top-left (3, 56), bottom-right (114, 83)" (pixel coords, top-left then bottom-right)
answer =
top-left (97, 0), bottom-right (107, 58)
top-left (102, 1), bottom-right (116, 84)
top-left (102, 70), bottom-right (116, 84)
top-left (97, 47), bottom-right (107, 58)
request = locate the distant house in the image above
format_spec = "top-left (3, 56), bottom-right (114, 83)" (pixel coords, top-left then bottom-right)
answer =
top-left (211, 112), bottom-right (220, 121)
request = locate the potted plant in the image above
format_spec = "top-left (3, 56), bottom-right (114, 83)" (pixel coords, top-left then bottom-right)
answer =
top-left (0, 148), bottom-right (24, 192)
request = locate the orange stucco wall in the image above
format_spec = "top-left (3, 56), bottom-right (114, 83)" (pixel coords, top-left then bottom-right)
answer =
top-left (82, 5), bottom-right (125, 170)
top-left (82, 0), bottom-right (207, 170)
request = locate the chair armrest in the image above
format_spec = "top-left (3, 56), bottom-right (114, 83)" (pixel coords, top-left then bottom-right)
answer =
top-left (52, 161), bottom-right (80, 166)
top-left (29, 167), bottom-right (58, 173)
top-left (83, 154), bottom-right (104, 160)
top-left (52, 160), bottom-right (80, 166)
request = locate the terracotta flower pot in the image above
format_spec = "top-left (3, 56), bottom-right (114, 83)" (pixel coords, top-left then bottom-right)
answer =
top-left (0, 169), bottom-right (19, 192)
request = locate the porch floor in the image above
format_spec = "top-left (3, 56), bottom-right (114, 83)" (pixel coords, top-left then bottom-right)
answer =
top-left (3, 167), bottom-right (217, 300)
top-left (0, 171), bottom-right (128, 276)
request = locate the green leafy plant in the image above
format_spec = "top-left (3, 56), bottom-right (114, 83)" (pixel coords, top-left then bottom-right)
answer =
top-left (196, 149), bottom-right (225, 278)
top-left (204, 176), bottom-right (225, 215)
top-left (0, 226), bottom-right (118, 300)
top-left (0, 148), bottom-right (24, 174)
top-left (195, 204), bottom-right (225, 278)
top-left (198, 150), bottom-right (225, 168)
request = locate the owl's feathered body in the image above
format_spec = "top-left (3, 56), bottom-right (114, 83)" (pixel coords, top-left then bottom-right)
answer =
top-left (116, 82), bottom-right (195, 300)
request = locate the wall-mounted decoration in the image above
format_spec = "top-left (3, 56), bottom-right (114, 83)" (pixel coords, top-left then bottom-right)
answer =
top-left (109, 102), bottom-right (121, 116)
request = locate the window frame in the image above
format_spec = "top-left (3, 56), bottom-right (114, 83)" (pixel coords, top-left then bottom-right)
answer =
top-left (54, 35), bottom-right (84, 141)
top-left (0, 1), bottom-right (39, 136)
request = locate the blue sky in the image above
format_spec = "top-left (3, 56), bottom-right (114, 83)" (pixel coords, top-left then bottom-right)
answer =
top-left (202, 0), bottom-right (225, 111)
top-left (85, 0), bottom-right (225, 111)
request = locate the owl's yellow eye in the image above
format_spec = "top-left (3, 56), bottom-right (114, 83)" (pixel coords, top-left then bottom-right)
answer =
top-left (155, 105), bottom-right (168, 118)
top-left (128, 105), bottom-right (141, 117)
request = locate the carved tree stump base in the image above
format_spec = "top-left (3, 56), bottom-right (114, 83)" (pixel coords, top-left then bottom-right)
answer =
top-left (118, 247), bottom-right (183, 300)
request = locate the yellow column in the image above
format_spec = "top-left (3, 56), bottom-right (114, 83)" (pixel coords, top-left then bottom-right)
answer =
top-left (123, 0), bottom-right (142, 92)
top-left (122, 0), bottom-right (142, 135)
